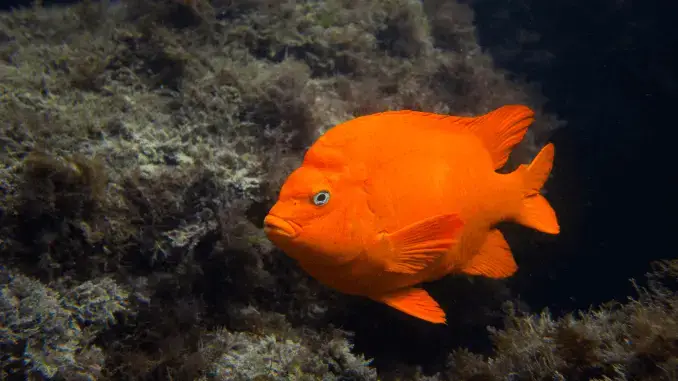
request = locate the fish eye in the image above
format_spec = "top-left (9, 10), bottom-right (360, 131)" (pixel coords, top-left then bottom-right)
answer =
top-left (312, 190), bottom-right (330, 206)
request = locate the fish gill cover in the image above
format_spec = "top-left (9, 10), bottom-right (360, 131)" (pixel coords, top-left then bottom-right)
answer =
top-left (0, 0), bottom-right (676, 380)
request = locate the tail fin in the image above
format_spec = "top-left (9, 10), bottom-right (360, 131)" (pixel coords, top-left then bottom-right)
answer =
top-left (515, 143), bottom-right (560, 234)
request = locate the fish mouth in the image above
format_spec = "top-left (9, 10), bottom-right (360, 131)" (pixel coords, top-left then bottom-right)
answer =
top-left (263, 215), bottom-right (300, 239)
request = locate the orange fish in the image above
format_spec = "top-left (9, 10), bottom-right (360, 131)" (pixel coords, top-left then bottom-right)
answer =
top-left (263, 105), bottom-right (560, 324)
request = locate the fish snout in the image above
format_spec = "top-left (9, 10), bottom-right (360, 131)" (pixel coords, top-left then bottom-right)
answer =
top-left (263, 214), bottom-right (300, 239)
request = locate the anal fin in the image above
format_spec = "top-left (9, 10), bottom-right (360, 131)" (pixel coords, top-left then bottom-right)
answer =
top-left (376, 287), bottom-right (446, 324)
top-left (462, 229), bottom-right (518, 278)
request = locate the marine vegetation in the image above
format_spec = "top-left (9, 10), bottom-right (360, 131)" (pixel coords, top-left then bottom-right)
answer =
top-left (0, 0), bottom-right (676, 380)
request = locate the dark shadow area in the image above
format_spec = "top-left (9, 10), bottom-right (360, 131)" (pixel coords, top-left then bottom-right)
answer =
top-left (467, 0), bottom-right (678, 315)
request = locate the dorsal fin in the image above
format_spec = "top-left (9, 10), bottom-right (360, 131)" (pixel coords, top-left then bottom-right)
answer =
top-left (454, 105), bottom-right (535, 169)
top-left (322, 106), bottom-right (533, 170)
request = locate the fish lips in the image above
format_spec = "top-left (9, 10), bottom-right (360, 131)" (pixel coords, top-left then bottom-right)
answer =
top-left (263, 215), bottom-right (301, 239)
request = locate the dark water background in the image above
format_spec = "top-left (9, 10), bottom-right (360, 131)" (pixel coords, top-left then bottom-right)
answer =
top-left (469, 0), bottom-right (678, 315)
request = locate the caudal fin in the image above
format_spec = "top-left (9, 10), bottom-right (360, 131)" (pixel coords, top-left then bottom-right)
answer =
top-left (515, 143), bottom-right (560, 234)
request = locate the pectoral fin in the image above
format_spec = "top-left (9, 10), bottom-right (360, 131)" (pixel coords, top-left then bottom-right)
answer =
top-left (379, 214), bottom-right (464, 274)
top-left (375, 287), bottom-right (446, 324)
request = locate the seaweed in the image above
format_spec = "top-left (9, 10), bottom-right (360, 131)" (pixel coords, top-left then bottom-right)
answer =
top-left (444, 261), bottom-right (678, 381)
top-left (0, 0), bottom-right (601, 380)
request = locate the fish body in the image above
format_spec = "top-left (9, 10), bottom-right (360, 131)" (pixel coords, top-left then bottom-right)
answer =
top-left (264, 105), bottom-right (560, 324)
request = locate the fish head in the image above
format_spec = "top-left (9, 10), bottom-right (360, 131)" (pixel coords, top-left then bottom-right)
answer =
top-left (264, 163), bottom-right (365, 266)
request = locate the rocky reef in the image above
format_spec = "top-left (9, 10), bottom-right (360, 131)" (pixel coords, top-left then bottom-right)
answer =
top-left (1, 1), bottom-right (675, 380)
